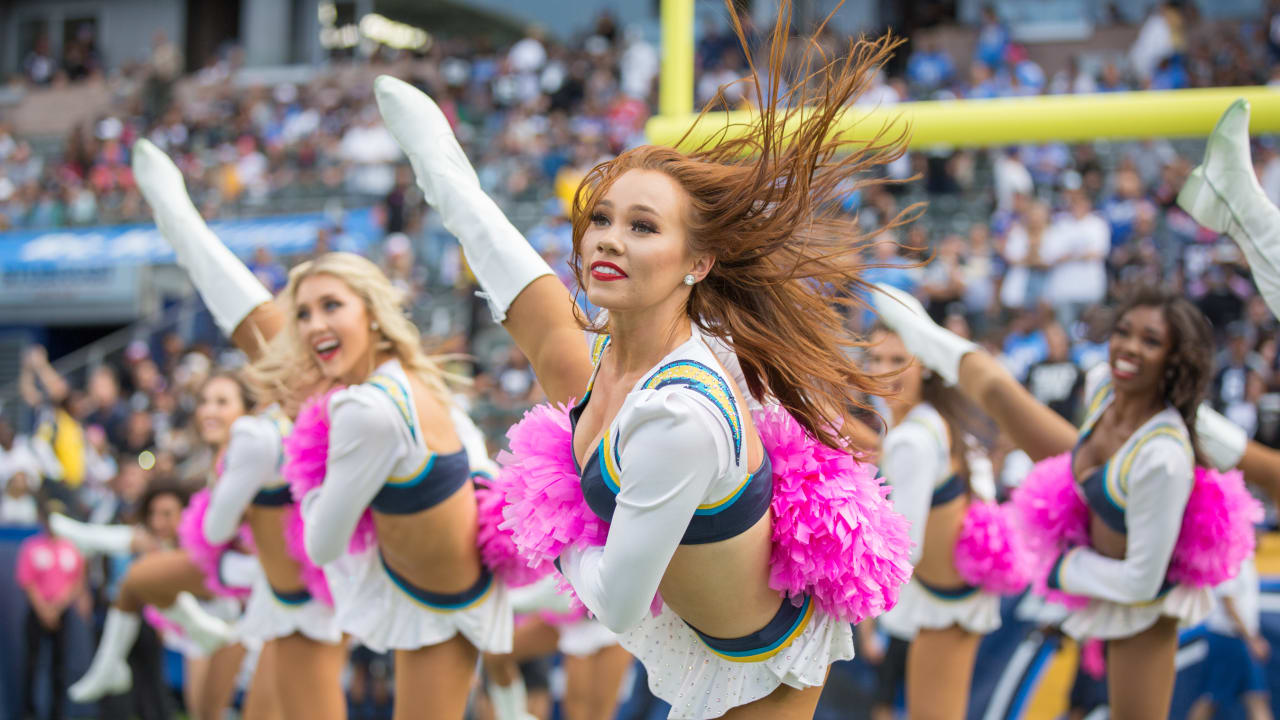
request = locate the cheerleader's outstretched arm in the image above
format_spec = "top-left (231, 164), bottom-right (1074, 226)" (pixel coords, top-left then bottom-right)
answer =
top-left (872, 284), bottom-right (1077, 460)
top-left (132, 139), bottom-right (281, 358)
top-left (374, 76), bottom-right (593, 405)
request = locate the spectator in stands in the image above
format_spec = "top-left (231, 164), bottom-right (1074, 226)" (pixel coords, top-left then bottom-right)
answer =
top-left (974, 4), bottom-right (1010, 70)
top-left (247, 246), bottom-right (287, 294)
top-left (922, 233), bottom-right (968, 322)
top-left (1, 459), bottom-right (40, 525)
top-left (1044, 181), bottom-right (1110, 329)
top-left (1025, 321), bottom-right (1085, 421)
top-left (1000, 199), bottom-right (1052, 311)
top-left (18, 496), bottom-right (87, 720)
top-left (906, 32), bottom-right (955, 94)
top-left (1213, 322), bottom-right (1267, 436)
top-left (23, 33), bottom-right (55, 86)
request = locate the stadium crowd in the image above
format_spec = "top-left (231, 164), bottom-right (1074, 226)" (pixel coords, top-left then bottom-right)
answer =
top-left (5, 3), bottom-right (1280, 718)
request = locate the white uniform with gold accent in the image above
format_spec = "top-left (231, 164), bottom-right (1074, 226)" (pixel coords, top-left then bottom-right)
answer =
top-left (1046, 365), bottom-right (1212, 640)
top-left (559, 332), bottom-right (853, 720)
top-left (301, 359), bottom-right (512, 654)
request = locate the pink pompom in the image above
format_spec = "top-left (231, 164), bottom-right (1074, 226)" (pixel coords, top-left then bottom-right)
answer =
top-left (494, 403), bottom-right (608, 568)
top-left (475, 478), bottom-right (546, 588)
top-left (1080, 638), bottom-right (1106, 680)
top-left (281, 503), bottom-right (333, 606)
top-left (756, 406), bottom-right (914, 624)
top-left (493, 403), bottom-right (646, 613)
top-left (953, 500), bottom-right (1032, 595)
top-left (143, 606), bottom-right (184, 638)
top-left (177, 488), bottom-right (252, 600)
top-left (1010, 453), bottom-right (1091, 609)
top-left (1169, 467), bottom-right (1262, 587)
top-left (284, 387), bottom-right (376, 555)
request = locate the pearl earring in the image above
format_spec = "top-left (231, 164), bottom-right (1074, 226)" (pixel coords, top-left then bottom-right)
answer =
top-left (683, 274), bottom-right (696, 286)
top-left (370, 321), bottom-right (380, 332)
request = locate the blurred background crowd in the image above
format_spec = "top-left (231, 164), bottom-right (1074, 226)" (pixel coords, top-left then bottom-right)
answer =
top-left (5, 1), bottom-right (1280, 718)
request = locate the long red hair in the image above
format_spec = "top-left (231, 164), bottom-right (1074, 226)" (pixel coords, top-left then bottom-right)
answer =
top-left (570, 1), bottom-right (918, 450)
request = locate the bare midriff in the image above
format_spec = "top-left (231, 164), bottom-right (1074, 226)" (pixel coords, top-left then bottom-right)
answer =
top-left (373, 377), bottom-right (484, 596)
top-left (1088, 516), bottom-right (1127, 560)
top-left (374, 485), bottom-right (485, 594)
top-left (915, 493), bottom-right (968, 589)
top-left (660, 510), bottom-right (782, 638)
top-left (247, 506), bottom-right (307, 594)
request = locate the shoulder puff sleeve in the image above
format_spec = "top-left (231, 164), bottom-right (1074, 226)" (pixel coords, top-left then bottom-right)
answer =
top-left (301, 386), bottom-right (407, 565)
top-left (203, 416), bottom-right (281, 545)
top-left (556, 387), bottom-right (732, 633)
top-left (1050, 432), bottom-right (1193, 604)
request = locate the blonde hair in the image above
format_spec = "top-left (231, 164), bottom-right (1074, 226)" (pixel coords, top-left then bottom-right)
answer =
top-left (246, 252), bottom-right (459, 413)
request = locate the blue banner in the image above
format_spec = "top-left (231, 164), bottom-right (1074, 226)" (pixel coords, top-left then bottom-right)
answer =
top-left (0, 208), bottom-right (379, 271)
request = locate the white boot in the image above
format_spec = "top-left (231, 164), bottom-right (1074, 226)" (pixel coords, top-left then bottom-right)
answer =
top-left (374, 75), bottom-right (553, 322)
top-left (1178, 99), bottom-right (1280, 318)
top-left (488, 677), bottom-right (538, 720)
top-left (1195, 404), bottom-right (1248, 472)
top-left (49, 514), bottom-right (136, 556)
top-left (131, 139), bottom-right (272, 336)
top-left (870, 284), bottom-right (977, 386)
top-left (157, 592), bottom-right (234, 655)
top-left (69, 608), bottom-right (138, 702)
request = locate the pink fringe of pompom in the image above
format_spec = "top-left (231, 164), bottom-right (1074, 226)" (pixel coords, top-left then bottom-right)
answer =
top-left (281, 503), bottom-right (333, 606)
top-left (493, 403), bottom-right (608, 567)
top-left (756, 406), bottom-right (913, 623)
top-left (1080, 638), bottom-right (1106, 679)
top-left (143, 606), bottom-right (184, 638)
top-left (1009, 453), bottom-right (1093, 609)
top-left (177, 488), bottom-right (252, 600)
top-left (284, 387), bottom-right (376, 555)
top-left (1168, 466), bottom-right (1262, 586)
top-left (953, 500), bottom-right (1032, 595)
top-left (475, 479), bottom-right (546, 588)
top-left (492, 403), bottom-right (650, 614)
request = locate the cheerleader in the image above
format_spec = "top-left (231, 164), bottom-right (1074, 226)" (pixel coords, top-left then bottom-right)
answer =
top-left (130, 141), bottom-right (511, 720)
top-left (372, 5), bottom-right (913, 717)
top-left (865, 325), bottom-right (1005, 718)
top-left (872, 282), bottom-right (1231, 720)
top-left (130, 138), bottom-right (352, 720)
top-left (65, 374), bottom-right (275, 720)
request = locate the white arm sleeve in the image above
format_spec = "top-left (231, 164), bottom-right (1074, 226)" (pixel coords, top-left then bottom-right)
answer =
top-left (204, 416), bottom-right (280, 545)
top-left (880, 423), bottom-right (940, 566)
top-left (1054, 436), bottom-right (1193, 604)
top-left (557, 390), bottom-right (729, 633)
top-left (302, 389), bottom-right (405, 565)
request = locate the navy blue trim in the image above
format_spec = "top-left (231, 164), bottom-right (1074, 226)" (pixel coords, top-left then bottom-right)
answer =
top-left (686, 595), bottom-right (809, 656)
top-left (918, 577), bottom-right (980, 600)
top-left (271, 586), bottom-right (312, 605)
top-left (251, 484), bottom-right (293, 507)
top-left (1045, 551), bottom-right (1070, 591)
top-left (930, 473), bottom-right (967, 507)
top-left (370, 448), bottom-right (471, 515)
top-left (379, 552), bottom-right (494, 610)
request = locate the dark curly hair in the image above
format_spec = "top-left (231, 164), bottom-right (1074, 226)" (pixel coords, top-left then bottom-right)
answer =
top-left (1110, 284), bottom-right (1213, 462)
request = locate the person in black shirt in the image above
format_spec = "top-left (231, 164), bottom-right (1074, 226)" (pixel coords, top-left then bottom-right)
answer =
top-left (1024, 322), bottom-right (1085, 421)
